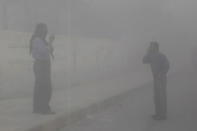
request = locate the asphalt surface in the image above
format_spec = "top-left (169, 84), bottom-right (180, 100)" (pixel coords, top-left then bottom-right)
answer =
top-left (61, 71), bottom-right (197, 131)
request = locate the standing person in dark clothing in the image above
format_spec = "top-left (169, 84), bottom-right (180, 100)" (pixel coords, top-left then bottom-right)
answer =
top-left (30, 23), bottom-right (55, 114)
top-left (143, 41), bottom-right (169, 120)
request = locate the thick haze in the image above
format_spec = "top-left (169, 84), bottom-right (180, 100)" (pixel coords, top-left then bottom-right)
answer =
top-left (0, 0), bottom-right (196, 98)
top-left (69, 0), bottom-right (197, 71)
top-left (0, 1), bottom-right (196, 130)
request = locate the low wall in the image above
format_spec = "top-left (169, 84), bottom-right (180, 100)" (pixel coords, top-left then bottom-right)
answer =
top-left (0, 31), bottom-right (192, 99)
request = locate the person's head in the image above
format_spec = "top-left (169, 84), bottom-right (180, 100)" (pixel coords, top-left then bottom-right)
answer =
top-left (33, 23), bottom-right (48, 39)
top-left (149, 41), bottom-right (159, 53)
top-left (29, 23), bottom-right (48, 53)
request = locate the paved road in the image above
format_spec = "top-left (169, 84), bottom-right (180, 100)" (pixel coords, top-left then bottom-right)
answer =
top-left (61, 71), bottom-right (197, 131)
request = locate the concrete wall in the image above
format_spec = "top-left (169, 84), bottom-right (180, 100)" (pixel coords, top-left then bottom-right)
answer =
top-left (0, 31), bottom-right (141, 99)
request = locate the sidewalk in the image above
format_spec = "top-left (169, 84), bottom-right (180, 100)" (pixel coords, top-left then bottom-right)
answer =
top-left (128, 70), bottom-right (197, 131)
top-left (62, 70), bottom-right (197, 131)
top-left (0, 71), bottom-right (150, 131)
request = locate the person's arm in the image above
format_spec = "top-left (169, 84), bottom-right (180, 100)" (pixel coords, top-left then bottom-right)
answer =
top-left (161, 54), bottom-right (170, 75)
top-left (48, 34), bottom-right (55, 59)
top-left (143, 45), bottom-right (153, 64)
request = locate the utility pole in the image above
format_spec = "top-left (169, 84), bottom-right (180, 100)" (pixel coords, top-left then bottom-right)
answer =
top-left (2, 0), bottom-right (8, 30)
top-left (67, 0), bottom-right (77, 87)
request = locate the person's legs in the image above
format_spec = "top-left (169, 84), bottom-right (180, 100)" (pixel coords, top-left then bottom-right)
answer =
top-left (153, 75), bottom-right (167, 120)
top-left (43, 60), bottom-right (52, 112)
top-left (33, 60), bottom-right (45, 113)
top-left (153, 76), bottom-right (160, 117)
top-left (160, 75), bottom-right (167, 118)
top-left (33, 60), bottom-right (54, 114)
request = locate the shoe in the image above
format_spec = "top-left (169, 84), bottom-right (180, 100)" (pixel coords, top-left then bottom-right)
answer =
top-left (33, 110), bottom-right (43, 114)
top-left (152, 114), bottom-right (160, 120)
top-left (42, 110), bottom-right (56, 115)
top-left (160, 115), bottom-right (167, 120)
top-left (33, 110), bottom-right (55, 115)
top-left (152, 115), bottom-right (166, 120)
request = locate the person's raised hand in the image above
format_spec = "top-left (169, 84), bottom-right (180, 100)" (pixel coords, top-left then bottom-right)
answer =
top-left (49, 34), bottom-right (55, 43)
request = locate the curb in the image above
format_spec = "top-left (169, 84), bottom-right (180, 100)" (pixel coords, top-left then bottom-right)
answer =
top-left (25, 82), bottom-right (151, 131)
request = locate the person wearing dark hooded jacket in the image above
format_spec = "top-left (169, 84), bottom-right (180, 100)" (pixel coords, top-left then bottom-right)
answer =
top-left (143, 41), bottom-right (169, 120)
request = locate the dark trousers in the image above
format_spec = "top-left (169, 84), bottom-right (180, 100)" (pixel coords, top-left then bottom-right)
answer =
top-left (153, 74), bottom-right (167, 117)
top-left (33, 59), bottom-right (52, 113)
